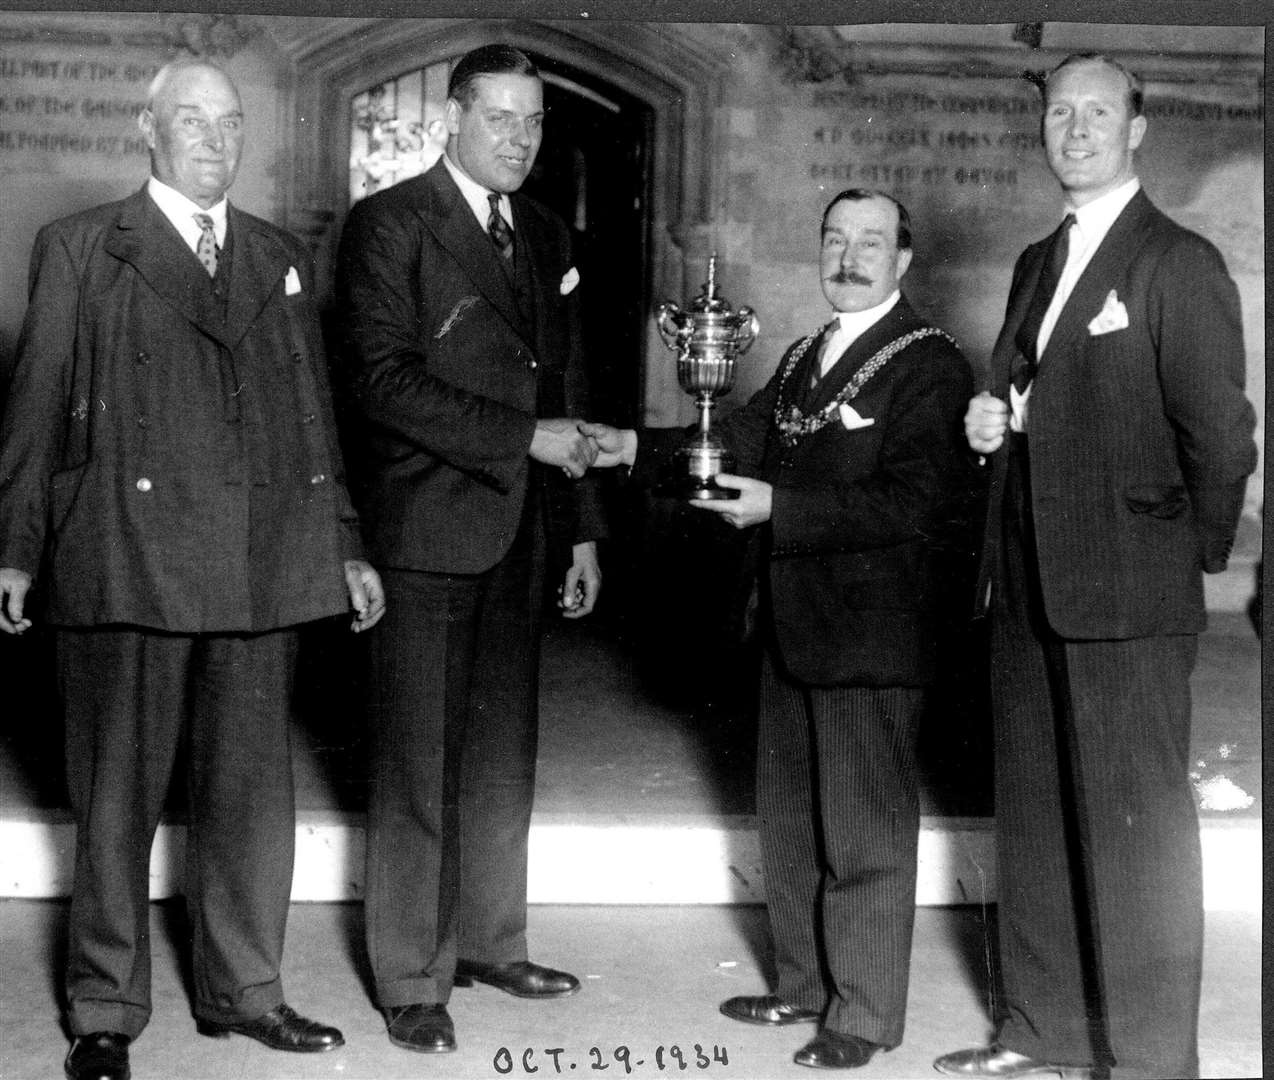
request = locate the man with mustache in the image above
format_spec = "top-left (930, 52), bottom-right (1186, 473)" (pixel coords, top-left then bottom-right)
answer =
top-left (335, 44), bottom-right (605, 1054)
top-left (934, 54), bottom-right (1256, 1080)
top-left (586, 189), bottom-right (972, 1069)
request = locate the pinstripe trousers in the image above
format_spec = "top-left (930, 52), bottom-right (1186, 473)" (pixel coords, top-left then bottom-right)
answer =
top-left (990, 437), bottom-right (1203, 1079)
top-left (757, 650), bottom-right (924, 1048)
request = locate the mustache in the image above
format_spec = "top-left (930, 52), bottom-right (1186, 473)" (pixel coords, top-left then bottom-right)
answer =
top-left (827, 270), bottom-right (874, 287)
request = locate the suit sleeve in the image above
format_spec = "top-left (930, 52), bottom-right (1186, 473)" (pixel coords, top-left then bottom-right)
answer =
top-left (770, 341), bottom-right (974, 552)
top-left (1150, 233), bottom-right (1256, 571)
top-left (335, 199), bottom-right (537, 493)
top-left (0, 224), bottom-right (78, 577)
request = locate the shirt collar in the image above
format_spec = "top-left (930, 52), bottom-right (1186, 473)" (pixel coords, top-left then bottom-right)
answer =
top-left (146, 176), bottom-right (228, 248)
top-left (831, 289), bottom-right (901, 335)
top-left (443, 153), bottom-right (513, 230)
top-left (1068, 177), bottom-right (1140, 246)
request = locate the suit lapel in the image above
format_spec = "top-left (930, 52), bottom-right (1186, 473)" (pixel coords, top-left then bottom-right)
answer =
top-left (415, 163), bottom-right (531, 346)
top-left (808, 298), bottom-right (917, 410)
top-left (1040, 191), bottom-right (1153, 363)
top-left (104, 189), bottom-right (231, 347)
top-left (221, 207), bottom-right (291, 352)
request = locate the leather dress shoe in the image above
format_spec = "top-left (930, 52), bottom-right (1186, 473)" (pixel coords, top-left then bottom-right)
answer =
top-left (720, 994), bottom-right (820, 1026)
top-left (384, 1003), bottom-right (456, 1053)
top-left (454, 959), bottom-right (580, 998)
top-left (933, 1045), bottom-right (1093, 1079)
top-left (196, 1003), bottom-right (343, 1052)
top-left (794, 1030), bottom-right (879, 1069)
top-left (65, 1032), bottom-right (131, 1080)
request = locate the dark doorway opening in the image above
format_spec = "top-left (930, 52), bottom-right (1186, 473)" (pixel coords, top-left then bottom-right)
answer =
top-left (522, 56), bottom-right (651, 429)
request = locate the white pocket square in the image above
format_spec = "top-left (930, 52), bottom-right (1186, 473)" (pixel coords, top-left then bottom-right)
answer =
top-left (284, 266), bottom-right (302, 296)
top-left (838, 404), bottom-right (875, 431)
top-left (1088, 290), bottom-right (1128, 335)
top-left (559, 267), bottom-right (580, 296)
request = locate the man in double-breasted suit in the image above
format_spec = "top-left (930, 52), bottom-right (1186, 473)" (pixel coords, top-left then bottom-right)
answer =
top-left (935, 55), bottom-right (1256, 1080)
top-left (587, 190), bottom-right (972, 1069)
top-left (0, 60), bottom-right (384, 1080)
top-left (335, 45), bottom-right (606, 1054)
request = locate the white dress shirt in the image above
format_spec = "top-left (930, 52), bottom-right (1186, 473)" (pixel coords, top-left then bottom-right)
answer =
top-left (821, 290), bottom-right (901, 377)
top-left (146, 176), bottom-right (228, 253)
top-left (442, 153), bottom-right (513, 233)
top-left (1010, 177), bottom-right (1141, 431)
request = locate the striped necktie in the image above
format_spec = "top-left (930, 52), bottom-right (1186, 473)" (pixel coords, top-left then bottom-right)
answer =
top-left (194, 212), bottom-right (218, 278)
top-left (487, 193), bottom-right (514, 262)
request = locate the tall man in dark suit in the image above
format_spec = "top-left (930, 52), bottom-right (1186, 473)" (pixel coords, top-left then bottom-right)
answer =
top-left (934, 54), bottom-right (1256, 1080)
top-left (335, 45), bottom-right (606, 1054)
top-left (585, 190), bottom-right (972, 1070)
top-left (0, 59), bottom-right (385, 1080)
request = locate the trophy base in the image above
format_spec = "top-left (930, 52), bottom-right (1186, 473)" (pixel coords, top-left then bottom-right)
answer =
top-left (655, 475), bottom-right (741, 501)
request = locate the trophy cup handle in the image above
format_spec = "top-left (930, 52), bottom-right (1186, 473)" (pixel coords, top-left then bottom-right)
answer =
top-left (656, 302), bottom-right (686, 352)
top-left (735, 307), bottom-right (760, 356)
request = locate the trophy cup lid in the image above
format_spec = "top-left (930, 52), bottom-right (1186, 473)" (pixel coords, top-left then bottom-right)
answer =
top-left (689, 254), bottom-right (734, 314)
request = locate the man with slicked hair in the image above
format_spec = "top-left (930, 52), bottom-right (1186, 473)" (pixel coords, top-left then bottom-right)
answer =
top-left (336, 43), bottom-right (605, 1053)
top-left (584, 189), bottom-right (973, 1070)
top-left (934, 53), bottom-right (1255, 1080)
top-left (0, 58), bottom-right (384, 1080)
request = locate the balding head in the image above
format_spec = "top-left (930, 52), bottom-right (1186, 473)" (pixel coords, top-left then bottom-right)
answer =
top-left (138, 60), bottom-right (244, 208)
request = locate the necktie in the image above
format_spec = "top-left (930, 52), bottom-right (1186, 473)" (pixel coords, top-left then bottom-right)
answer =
top-left (487, 193), bottom-right (514, 263)
top-left (818, 319), bottom-right (849, 379)
top-left (194, 212), bottom-right (218, 278)
top-left (1012, 213), bottom-right (1075, 392)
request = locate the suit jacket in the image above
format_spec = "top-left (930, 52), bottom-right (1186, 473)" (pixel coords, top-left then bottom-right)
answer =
top-left (335, 160), bottom-right (604, 575)
top-left (638, 296), bottom-right (972, 687)
top-left (976, 189), bottom-right (1256, 639)
top-left (0, 189), bottom-right (361, 632)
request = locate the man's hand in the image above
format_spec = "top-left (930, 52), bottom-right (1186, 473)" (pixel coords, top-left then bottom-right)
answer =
top-left (531, 418), bottom-right (598, 479)
top-left (344, 559), bottom-right (386, 632)
top-left (578, 422), bottom-right (637, 468)
top-left (0, 568), bottom-right (33, 635)
top-left (558, 541), bottom-right (601, 619)
top-left (965, 391), bottom-right (1010, 454)
top-left (691, 474), bottom-right (772, 529)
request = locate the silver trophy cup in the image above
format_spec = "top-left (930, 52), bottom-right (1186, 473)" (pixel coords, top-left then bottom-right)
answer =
top-left (655, 255), bottom-right (759, 500)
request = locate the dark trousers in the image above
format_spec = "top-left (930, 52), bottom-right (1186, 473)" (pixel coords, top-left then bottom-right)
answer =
top-left (991, 437), bottom-right (1203, 1079)
top-left (364, 509), bottom-right (545, 1008)
top-left (757, 650), bottom-right (924, 1048)
top-left (57, 627), bottom-right (298, 1038)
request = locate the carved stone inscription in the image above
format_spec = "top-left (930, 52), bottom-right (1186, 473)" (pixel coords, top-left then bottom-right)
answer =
top-left (0, 52), bottom-right (158, 165)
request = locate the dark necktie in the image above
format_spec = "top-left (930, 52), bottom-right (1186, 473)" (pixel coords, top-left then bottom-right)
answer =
top-left (487, 193), bottom-right (514, 263)
top-left (194, 212), bottom-right (218, 278)
top-left (1012, 213), bottom-right (1075, 392)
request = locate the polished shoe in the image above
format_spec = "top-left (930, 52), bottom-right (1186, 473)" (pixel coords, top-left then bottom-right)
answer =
top-left (196, 1003), bottom-right (343, 1052)
top-left (384, 1003), bottom-right (456, 1053)
top-left (794, 1030), bottom-right (879, 1069)
top-left (933, 1045), bottom-right (1093, 1079)
top-left (720, 994), bottom-right (820, 1026)
top-left (65, 1032), bottom-right (131, 1080)
top-left (454, 959), bottom-right (580, 998)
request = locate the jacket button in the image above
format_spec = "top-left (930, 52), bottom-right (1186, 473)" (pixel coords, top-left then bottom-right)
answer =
top-left (135, 351), bottom-right (149, 364)
top-left (302, 412), bottom-right (316, 424)
top-left (292, 351), bottom-right (304, 364)
top-left (136, 416), bottom-right (148, 428)
top-left (136, 477), bottom-right (153, 492)
top-left (310, 473), bottom-right (326, 485)
top-left (528, 358), bottom-right (538, 370)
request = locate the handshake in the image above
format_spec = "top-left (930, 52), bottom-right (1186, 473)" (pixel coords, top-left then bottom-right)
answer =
top-left (531, 418), bottom-right (638, 478)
